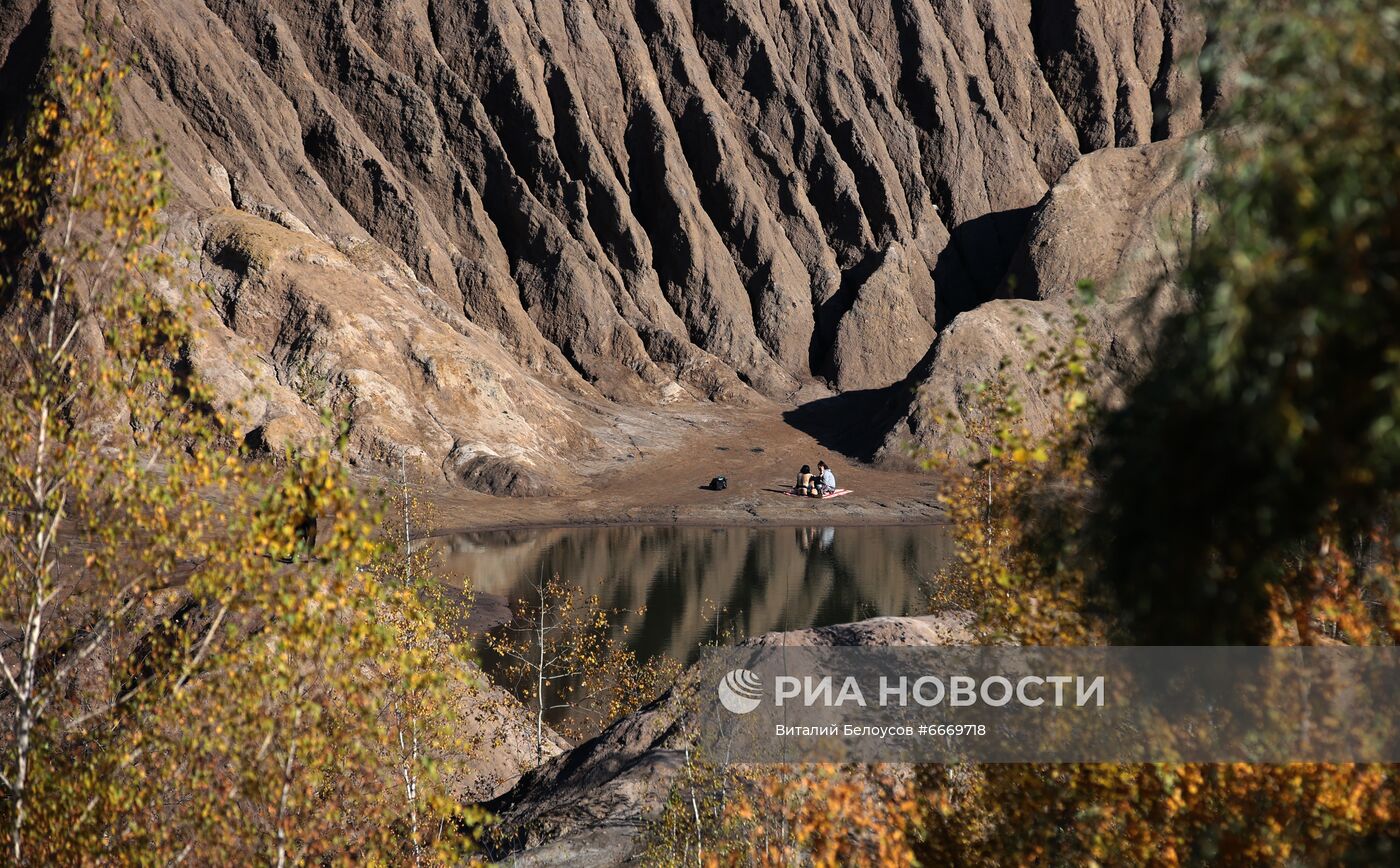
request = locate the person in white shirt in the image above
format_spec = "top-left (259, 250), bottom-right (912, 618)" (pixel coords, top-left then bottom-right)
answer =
top-left (817, 460), bottom-right (836, 494)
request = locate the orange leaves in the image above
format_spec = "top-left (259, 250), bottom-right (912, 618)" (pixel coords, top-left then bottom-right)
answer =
top-left (909, 304), bottom-right (1398, 863)
top-left (645, 762), bottom-right (919, 867)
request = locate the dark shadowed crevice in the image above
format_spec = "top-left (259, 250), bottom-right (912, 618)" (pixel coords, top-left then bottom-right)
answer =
top-left (932, 203), bottom-right (1037, 328)
top-left (682, 2), bottom-right (800, 355)
top-left (813, 247), bottom-right (882, 360)
top-left (1113, 77), bottom-right (1138, 146)
top-left (626, 0), bottom-right (742, 356)
top-left (475, 63), bottom-right (569, 219)
top-left (0, 1), bottom-right (50, 319)
top-left (682, 0), bottom-right (879, 374)
top-left (456, 111), bottom-right (599, 390)
top-left (671, 97), bottom-right (768, 338)
top-left (884, 3), bottom-right (1031, 327)
top-left (1029, 0), bottom-right (1100, 155)
top-left (299, 113), bottom-right (435, 282)
top-left (888, 1), bottom-right (939, 144)
top-left (544, 67), bottom-right (649, 278)
top-left (823, 116), bottom-right (899, 246)
top-left (790, 109), bottom-right (871, 268)
top-left (1149, 8), bottom-right (1177, 141)
top-left (0, 0), bottom-right (48, 142)
top-left (1199, 20), bottom-right (1227, 120)
top-left (739, 39), bottom-right (779, 103)
top-left (886, 6), bottom-right (970, 324)
top-left (781, 382), bottom-right (911, 463)
top-left (621, 106), bottom-right (706, 350)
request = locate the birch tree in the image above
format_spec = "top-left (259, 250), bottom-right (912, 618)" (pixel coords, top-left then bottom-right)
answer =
top-left (0, 45), bottom-right (485, 863)
top-left (487, 574), bottom-right (680, 757)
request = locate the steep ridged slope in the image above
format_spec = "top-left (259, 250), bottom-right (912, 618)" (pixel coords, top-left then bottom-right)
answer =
top-left (0, 0), bottom-right (1204, 487)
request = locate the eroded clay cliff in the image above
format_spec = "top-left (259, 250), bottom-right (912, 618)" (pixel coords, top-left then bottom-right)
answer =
top-left (0, 0), bottom-right (1207, 488)
top-left (879, 136), bottom-right (1210, 464)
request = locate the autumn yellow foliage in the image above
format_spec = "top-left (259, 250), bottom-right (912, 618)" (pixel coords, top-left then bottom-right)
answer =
top-left (0, 45), bottom-right (485, 864)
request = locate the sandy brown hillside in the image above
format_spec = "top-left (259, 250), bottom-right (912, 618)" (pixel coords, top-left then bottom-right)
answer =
top-left (0, 0), bottom-right (1208, 492)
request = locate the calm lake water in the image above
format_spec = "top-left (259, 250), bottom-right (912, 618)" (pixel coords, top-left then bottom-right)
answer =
top-left (433, 524), bottom-right (955, 667)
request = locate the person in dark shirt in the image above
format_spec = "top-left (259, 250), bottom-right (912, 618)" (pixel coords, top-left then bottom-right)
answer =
top-left (795, 464), bottom-right (816, 496)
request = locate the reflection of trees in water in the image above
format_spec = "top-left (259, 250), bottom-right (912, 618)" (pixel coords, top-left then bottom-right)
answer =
top-left (438, 526), bottom-right (955, 665)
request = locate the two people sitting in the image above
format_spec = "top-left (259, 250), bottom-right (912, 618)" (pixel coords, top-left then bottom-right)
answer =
top-left (794, 460), bottom-right (836, 497)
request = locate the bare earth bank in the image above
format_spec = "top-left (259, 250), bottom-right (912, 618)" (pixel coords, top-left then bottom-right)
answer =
top-left (413, 396), bottom-right (947, 533)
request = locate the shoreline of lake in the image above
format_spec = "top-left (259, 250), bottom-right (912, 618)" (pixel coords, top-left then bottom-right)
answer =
top-left (394, 404), bottom-right (949, 534)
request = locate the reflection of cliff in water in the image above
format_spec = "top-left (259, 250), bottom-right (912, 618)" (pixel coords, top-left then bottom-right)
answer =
top-left (434, 525), bottom-right (955, 665)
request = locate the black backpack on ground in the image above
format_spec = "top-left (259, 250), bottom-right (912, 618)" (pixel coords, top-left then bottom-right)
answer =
top-left (709, 476), bottom-right (727, 491)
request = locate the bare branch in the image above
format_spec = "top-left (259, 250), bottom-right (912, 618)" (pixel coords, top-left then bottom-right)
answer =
top-left (172, 603), bottom-right (229, 694)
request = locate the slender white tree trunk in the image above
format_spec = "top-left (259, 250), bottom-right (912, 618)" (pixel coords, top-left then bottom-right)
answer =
top-left (399, 718), bottom-right (422, 865)
top-left (5, 155), bottom-right (87, 865)
top-left (10, 398), bottom-right (57, 865)
top-left (685, 745), bottom-right (702, 867)
top-left (274, 704), bottom-right (302, 868)
top-left (536, 590), bottom-right (546, 765)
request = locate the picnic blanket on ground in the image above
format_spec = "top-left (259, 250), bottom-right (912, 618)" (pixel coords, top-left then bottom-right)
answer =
top-left (782, 488), bottom-right (852, 500)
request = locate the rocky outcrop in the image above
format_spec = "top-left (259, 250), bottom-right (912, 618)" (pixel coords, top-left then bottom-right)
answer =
top-left (1003, 136), bottom-right (1207, 302)
top-left (484, 611), bottom-right (974, 864)
top-left (1031, 0), bottom-right (1206, 150)
top-left (879, 137), bottom-right (1208, 464)
top-left (181, 208), bottom-right (599, 491)
top-left (447, 660), bottom-right (571, 801)
top-left (823, 240), bottom-right (938, 391)
top-left (1, 0), bottom-right (1204, 486)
